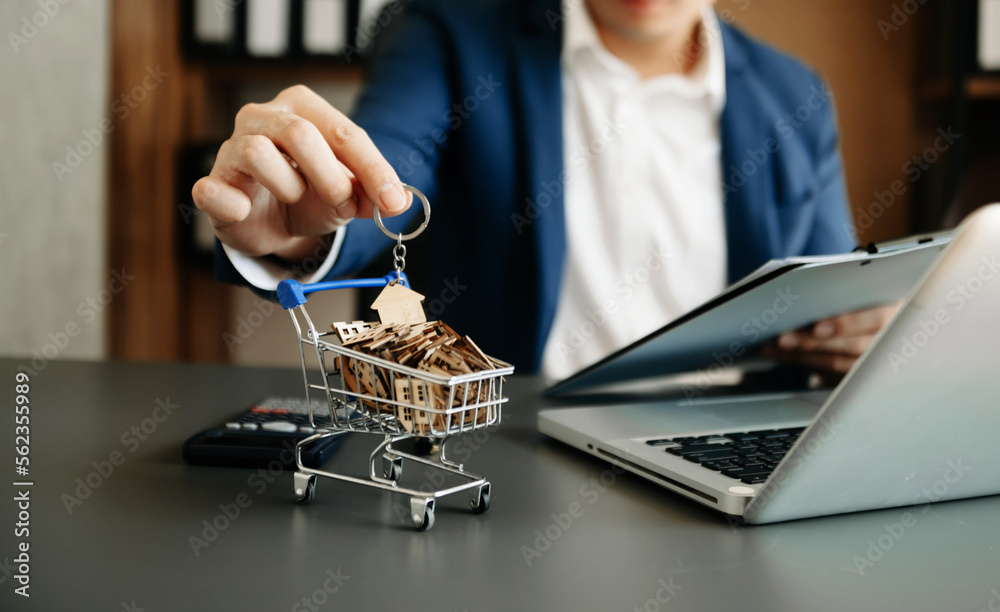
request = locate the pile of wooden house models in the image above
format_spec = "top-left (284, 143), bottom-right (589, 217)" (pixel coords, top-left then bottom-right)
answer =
top-left (330, 283), bottom-right (502, 434)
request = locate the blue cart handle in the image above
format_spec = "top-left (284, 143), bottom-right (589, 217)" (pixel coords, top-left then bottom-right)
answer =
top-left (277, 272), bottom-right (408, 310)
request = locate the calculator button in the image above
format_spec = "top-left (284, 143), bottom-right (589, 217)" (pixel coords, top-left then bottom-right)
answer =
top-left (251, 407), bottom-right (270, 414)
top-left (299, 426), bottom-right (316, 434)
top-left (225, 422), bottom-right (241, 430)
top-left (261, 421), bottom-right (298, 433)
top-left (241, 422), bottom-right (260, 430)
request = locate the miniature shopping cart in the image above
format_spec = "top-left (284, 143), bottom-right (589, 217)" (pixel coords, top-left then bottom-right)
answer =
top-left (275, 187), bottom-right (513, 531)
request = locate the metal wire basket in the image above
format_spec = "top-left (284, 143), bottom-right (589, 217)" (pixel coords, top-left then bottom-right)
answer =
top-left (277, 272), bottom-right (514, 530)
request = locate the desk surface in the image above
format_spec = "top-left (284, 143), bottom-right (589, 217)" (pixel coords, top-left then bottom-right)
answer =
top-left (2, 359), bottom-right (997, 611)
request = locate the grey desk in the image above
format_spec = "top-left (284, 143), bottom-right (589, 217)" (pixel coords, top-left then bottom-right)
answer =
top-left (2, 359), bottom-right (998, 611)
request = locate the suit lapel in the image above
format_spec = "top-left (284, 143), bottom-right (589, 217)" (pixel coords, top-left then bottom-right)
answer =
top-left (719, 23), bottom-right (782, 282)
top-left (512, 0), bottom-right (565, 363)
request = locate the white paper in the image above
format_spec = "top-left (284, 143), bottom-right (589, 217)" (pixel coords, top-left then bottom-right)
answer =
top-left (303, 0), bottom-right (347, 54)
top-left (979, 0), bottom-right (1000, 69)
top-left (194, 0), bottom-right (235, 43)
top-left (246, 0), bottom-right (291, 57)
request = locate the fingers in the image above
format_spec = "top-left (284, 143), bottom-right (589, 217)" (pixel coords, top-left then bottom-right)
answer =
top-left (763, 303), bottom-right (904, 379)
top-left (194, 85), bottom-right (411, 261)
top-left (348, 176), bottom-right (380, 219)
top-left (810, 304), bottom-right (900, 339)
top-left (273, 85), bottom-right (411, 215)
top-left (192, 175), bottom-right (252, 226)
top-left (234, 103), bottom-right (355, 212)
top-left (776, 304), bottom-right (901, 353)
top-left (218, 135), bottom-right (308, 205)
top-left (777, 331), bottom-right (874, 356)
top-left (281, 168), bottom-right (359, 236)
top-left (761, 345), bottom-right (858, 375)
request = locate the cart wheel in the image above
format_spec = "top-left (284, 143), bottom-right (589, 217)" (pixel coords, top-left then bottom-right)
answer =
top-left (414, 437), bottom-right (435, 455)
top-left (382, 454), bottom-right (403, 482)
top-left (410, 497), bottom-right (435, 531)
top-left (470, 482), bottom-right (491, 514)
top-left (294, 472), bottom-right (317, 505)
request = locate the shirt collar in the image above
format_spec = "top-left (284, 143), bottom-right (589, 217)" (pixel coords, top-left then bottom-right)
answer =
top-left (562, 2), bottom-right (726, 112)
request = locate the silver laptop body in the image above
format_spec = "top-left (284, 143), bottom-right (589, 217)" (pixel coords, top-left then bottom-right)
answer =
top-left (538, 204), bottom-right (1000, 523)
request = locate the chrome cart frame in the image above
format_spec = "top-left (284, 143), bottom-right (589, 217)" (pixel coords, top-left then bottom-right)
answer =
top-left (276, 273), bottom-right (514, 531)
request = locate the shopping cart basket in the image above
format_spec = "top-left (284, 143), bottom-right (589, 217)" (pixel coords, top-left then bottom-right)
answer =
top-left (276, 272), bottom-right (514, 531)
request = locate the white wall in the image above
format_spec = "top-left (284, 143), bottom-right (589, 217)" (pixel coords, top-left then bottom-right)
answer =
top-left (0, 0), bottom-right (109, 367)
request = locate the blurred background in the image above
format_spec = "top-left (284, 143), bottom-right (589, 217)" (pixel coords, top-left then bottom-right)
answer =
top-left (2, 0), bottom-right (999, 369)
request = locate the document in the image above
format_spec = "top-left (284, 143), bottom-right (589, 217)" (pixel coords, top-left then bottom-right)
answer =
top-left (194, 0), bottom-right (235, 43)
top-left (247, 0), bottom-right (291, 57)
top-left (303, 0), bottom-right (348, 54)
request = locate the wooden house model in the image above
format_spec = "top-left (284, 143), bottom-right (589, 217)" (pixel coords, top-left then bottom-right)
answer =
top-left (370, 283), bottom-right (427, 325)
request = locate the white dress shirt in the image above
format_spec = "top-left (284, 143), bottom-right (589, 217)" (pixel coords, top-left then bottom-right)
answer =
top-left (540, 4), bottom-right (729, 382)
top-left (222, 231), bottom-right (343, 290)
top-left (227, 4), bottom-right (729, 382)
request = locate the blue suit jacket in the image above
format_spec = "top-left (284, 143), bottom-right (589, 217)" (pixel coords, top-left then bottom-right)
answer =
top-left (216, 0), bottom-right (856, 373)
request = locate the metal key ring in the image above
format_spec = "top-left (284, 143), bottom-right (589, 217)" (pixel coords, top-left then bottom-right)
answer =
top-left (372, 184), bottom-right (431, 242)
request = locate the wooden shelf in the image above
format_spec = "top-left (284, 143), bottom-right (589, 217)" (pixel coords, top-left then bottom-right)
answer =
top-left (919, 79), bottom-right (951, 102)
top-left (195, 61), bottom-right (365, 85)
top-left (920, 75), bottom-right (1000, 102)
top-left (967, 75), bottom-right (1000, 98)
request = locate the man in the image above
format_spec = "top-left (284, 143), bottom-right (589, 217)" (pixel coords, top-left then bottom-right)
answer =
top-left (194, 0), bottom-right (896, 380)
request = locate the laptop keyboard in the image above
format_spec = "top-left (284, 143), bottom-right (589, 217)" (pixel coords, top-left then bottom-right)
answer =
top-left (645, 427), bottom-right (806, 485)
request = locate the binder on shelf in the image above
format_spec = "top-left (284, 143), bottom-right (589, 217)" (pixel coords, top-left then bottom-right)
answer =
top-left (181, 0), bottom-right (390, 63)
top-left (979, 0), bottom-right (1000, 70)
top-left (246, 0), bottom-right (293, 57)
top-left (182, 0), bottom-right (243, 60)
top-left (193, 0), bottom-right (235, 44)
top-left (302, 0), bottom-right (349, 56)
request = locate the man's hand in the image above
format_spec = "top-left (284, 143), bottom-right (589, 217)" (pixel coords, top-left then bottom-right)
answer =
top-left (191, 85), bottom-right (411, 264)
top-left (761, 303), bottom-right (902, 380)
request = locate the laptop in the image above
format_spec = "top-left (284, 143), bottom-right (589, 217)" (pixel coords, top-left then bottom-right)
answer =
top-left (538, 204), bottom-right (1000, 524)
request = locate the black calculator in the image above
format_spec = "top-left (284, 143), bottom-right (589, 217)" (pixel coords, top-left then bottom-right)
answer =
top-left (183, 397), bottom-right (347, 469)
